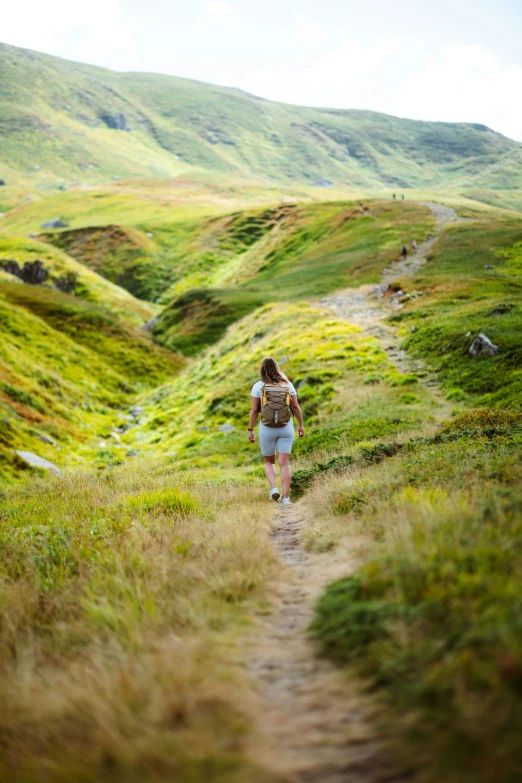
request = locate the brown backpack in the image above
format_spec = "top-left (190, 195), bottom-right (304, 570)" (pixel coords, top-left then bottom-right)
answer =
top-left (261, 384), bottom-right (292, 428)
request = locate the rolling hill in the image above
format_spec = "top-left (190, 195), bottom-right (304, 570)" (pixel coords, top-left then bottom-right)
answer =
top-left (2, 40), bottom-right (522, 192)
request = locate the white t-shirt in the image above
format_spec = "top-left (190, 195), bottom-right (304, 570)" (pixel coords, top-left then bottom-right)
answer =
top-left (251, 380), bottom-right (297, 398)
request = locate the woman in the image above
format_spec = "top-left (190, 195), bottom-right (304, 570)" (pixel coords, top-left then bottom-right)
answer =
top-left (248, 357), bottom-right (304, 505)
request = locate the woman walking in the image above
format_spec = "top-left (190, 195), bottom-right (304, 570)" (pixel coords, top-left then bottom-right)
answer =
top-left (248, 357), bottom-right (304, 505)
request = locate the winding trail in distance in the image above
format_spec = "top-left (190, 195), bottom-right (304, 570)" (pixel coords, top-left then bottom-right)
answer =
top-left (247, 203), bottom-right (461, 782)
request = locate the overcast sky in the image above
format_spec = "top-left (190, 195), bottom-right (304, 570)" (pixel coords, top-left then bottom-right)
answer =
top-left (4, 0), bottom-right (522, 140)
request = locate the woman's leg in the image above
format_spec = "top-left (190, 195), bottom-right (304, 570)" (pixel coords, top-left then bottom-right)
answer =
top-left (278, 452), bottom-right (291, 497)
top-left (263, 455), bottom-right (277, 487)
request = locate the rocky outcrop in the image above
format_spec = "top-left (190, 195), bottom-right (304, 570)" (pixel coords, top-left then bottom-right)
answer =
top-left (99, 112), bottom-right (130, 130)
top-left (469, 333), bottom-right (499, 357)
top-left (15, 450), bottom-right (63, 476)
top-left (0, 258), bottom-right (78, 292)
top-left (41, 218), bottom-right (68, 229)
top-left (1, 259), bottom-right (48, 284)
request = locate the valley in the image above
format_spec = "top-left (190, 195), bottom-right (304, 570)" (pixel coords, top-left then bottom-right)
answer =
top-left (1, 40), bottom-right (522, 783)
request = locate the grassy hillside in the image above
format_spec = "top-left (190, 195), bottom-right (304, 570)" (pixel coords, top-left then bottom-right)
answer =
top-left (150, 200), bottom-right (434, 352)
top-left (391, 212), bottom-right (522, 408)
top-left (2, 41), bottom-right (522, 192)
top-left (0, 276), bottom-right (184, 482)
top-left (0, 233), bottom-right (159, 324)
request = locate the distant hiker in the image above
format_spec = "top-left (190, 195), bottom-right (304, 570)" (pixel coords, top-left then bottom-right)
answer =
top-left (248, 357), bottom-right (304, 505)
top-left (392, 193), bottom-right (396, 200)
top-left (411, 239), bottom-right (418, 252)
top-left (401, 193), bottom-right (405, 200)
top-left (401, 245), bottom-right (408, 259)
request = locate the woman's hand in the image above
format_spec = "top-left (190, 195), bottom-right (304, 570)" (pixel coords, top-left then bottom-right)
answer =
top-left (248, 430), bottom-right (256, 444)
top-left (298, 426), bottom-right (305, 438)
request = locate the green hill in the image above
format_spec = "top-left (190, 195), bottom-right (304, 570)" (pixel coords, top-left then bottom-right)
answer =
top-left (0, 232), bottom-right (185, 482)
top-left (2, 40), bottom-right (522, 192)
top-left (0, 179), bottom-right (522, 781)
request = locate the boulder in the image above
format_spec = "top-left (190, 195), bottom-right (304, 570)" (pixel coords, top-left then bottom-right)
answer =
top-left (469, 333), bottom-right (499, 358)
top-left (15, 450), bottom-right (63, 477)
top-left (41, 218), bottom-right (68, 229)
top-left (218, 423), bottom-right (236, 433)
top-left (99, 112), bottom-right (129, 130)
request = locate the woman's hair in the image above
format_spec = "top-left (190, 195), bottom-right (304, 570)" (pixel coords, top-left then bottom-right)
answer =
top-left (260, 357), bottom-right (289, 385)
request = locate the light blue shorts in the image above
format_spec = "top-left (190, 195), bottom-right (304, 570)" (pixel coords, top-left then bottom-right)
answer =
top-left (258, 421), bottom-right (295, 456)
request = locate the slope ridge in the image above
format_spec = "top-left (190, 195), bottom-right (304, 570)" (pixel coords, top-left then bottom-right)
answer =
top-left (2, 41), bottom-right (522, 190)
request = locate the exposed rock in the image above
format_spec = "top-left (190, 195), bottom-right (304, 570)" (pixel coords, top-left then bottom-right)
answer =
top-left (488, 303), bottom-right (513, 316)
top-left (1, 259), bottom-right (48, 284)
top-left (41, 218), bottom-right (68, 229)
top-left (129, 405), bottom-right (144, 417)
top-left (15, 450), bottom-right (63, 476)
top-left (278, 355), bottom-right (288, 365)
top-left (126, 450), bottom-right (140, 457)
top-left (484, 265), bottom-right (494, 270)
top-left (313, 178), bottom-right (334, 188)
top-left (99, 112), bottom-right (130, 130)
top-left (54, 271), bottom-right (78, 293)
top-left (143, 315), bottom-right (160, 332)
top-left (34, 432), bottom-right (59, 448)
top-left (218, 423), bottom-right (236, 433)
top-left (469, 333), bottom-right (499, 358)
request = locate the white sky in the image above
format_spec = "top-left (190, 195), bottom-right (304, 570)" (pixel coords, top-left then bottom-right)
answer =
top-left (3, 0), bottom-right (522, 140)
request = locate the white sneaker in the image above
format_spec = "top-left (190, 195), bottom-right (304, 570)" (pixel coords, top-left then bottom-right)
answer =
top-left (269, 487), bottom-right (280, 502)
top-left (280, 497), bottom-right (291, 505)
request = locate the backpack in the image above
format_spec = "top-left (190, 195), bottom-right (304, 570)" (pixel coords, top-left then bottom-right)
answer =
top-left (261, 384), bottom-right (292, 428)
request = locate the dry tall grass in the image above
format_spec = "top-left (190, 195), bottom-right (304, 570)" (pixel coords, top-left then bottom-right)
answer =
top-left (0, 460), bottom-right (281, 782)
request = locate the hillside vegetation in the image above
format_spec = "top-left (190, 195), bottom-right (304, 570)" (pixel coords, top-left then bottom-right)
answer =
top-left (0, 169), bottom-right (521, 783)
top-left (2, 41), bottom-right (522, 193)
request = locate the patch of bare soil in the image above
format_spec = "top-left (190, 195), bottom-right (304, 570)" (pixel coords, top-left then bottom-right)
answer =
top-left (248, 506), bottom-right (413, 782)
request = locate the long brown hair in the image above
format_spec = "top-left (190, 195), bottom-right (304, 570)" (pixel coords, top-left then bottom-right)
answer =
top-left (260, 357), bottom-right (289, 386)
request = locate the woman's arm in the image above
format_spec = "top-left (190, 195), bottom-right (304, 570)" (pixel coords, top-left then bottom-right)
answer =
top-left (290, 395), bottom-right (305, 437)
top-left (248, 396), bottom-right (260, 443)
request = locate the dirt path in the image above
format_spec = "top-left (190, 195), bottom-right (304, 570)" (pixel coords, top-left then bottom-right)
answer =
top-left (247, 203), bottom-right (461, 781)
top-left (318, 202), bottom-right (460, 403)
top-left (249, 505), bottom-right (412, 783)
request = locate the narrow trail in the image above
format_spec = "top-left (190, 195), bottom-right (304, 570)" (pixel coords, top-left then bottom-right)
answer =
top-left (249, 505), bottom-right (413, 782)
top-left (318, 202), bottom-right (460, 408)
top-left (248, 203), bottom-right (461, 781)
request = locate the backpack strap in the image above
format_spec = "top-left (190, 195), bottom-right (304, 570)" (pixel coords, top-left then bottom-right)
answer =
top-left (262, 384), bottom-right (267, 407)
